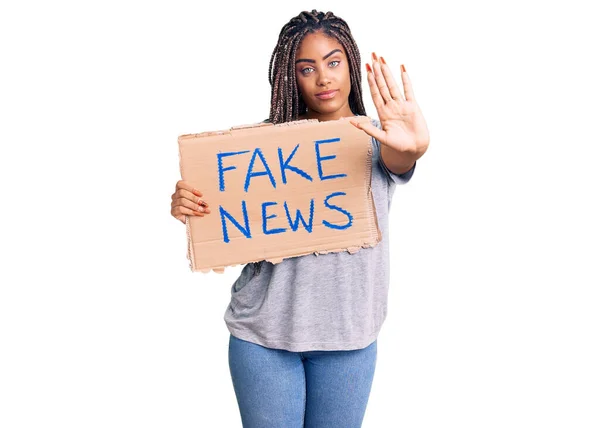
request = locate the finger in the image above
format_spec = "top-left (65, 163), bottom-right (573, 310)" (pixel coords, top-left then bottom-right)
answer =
top-left (172, 205), bottom-right (207, 219)
top-left (176, 180), bottom-right (203, 197)
top-left (175, 206), bottom-right (206, 218)
top-left (366, 63), bottom-right (385, 110)
top-left (179, 188), bottom-right (209, 207)
top-left (172, 197), bottom-right (212, 215)
top-left (380, 56), bottom-right (404, 101)
top-left (400, 64), bottom-right (415, 101)
top-left (371, 52), bottom-right (393, 103)
top-left (349, 119), bottom-right (386, 142)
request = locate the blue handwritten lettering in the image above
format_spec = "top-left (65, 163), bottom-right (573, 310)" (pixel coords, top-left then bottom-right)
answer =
top-left (244, 148), bottom-right (277, 192)
top-left (262, 202), bottom-right (286, 235)
top-left (219, 201), bottom-right (251, 243)
top-left (278, 145), bottom-right (313, 184)
top-left (217, 150), bottom-right (250, 191)
top-left (284, 199), bottom-right (315, 233)
top-left (322, 192), bottom-right (353, 230)
top-left (315, 138), bottom-right (347, 181)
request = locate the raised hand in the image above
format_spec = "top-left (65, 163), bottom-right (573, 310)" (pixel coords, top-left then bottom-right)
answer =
top-left (350, 54), bottom-right (429, 169)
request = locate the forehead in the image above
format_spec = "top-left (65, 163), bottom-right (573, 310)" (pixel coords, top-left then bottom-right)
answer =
top-left (296, 31), bottom-right (345, 57)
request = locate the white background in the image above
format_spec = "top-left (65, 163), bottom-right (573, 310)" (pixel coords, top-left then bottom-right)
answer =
top-left (1, 0), bottom-right (599, 427)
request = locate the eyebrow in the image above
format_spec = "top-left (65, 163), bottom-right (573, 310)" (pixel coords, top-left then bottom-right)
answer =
top-left (295, 49), bottom-right (342, 65)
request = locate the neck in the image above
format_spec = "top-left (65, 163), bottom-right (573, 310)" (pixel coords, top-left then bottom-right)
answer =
top-left (303, 105), bottom-right (354, 122)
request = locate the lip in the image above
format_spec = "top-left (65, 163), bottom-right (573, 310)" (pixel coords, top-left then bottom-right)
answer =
top-left (315, 89), bottom-right (338, 100)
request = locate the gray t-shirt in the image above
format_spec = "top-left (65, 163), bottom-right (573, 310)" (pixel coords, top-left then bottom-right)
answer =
top-left (223, 118), bottom-right (415, 352)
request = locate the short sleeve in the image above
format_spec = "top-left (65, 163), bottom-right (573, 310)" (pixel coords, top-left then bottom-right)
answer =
top-left (370, 118), bottom-right (416, 186)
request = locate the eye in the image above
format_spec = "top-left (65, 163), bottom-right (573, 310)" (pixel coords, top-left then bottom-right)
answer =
top-left (329, 60), bottom-right (340, 68)
top-left (301, 66), bottom-right (314, 76)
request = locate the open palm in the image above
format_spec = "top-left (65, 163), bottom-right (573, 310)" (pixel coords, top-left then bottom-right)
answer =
top-left (351, 54), bottom-right (429, 155)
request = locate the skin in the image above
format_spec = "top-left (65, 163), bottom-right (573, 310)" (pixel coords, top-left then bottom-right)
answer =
top-left (295, 31), bottom-right (354, 122)
top-left (171, 31), bottom-right (430, 224)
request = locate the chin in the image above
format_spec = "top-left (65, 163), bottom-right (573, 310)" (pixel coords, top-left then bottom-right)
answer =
top-left (314, 102), bottom-right (343, 115)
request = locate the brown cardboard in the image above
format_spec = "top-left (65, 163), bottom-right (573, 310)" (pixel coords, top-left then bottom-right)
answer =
top-left (177, 115), bottom-right (381, 273)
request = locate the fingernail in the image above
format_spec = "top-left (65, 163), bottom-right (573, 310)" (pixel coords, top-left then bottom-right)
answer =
top-left (365, 63), bottom-right (372, 73)
top-left (372, 52), bottom-right (378, 61)
top-left (192, 190), bottom-right (202, 197)
top-left (380, 56), bottom-right (386, 65)
top-left (401, 64), bottom-right (406, 72)
top-left (197, 206), bottom-right (204, 213)
top-left (192, 211), bottom-right (204, 216)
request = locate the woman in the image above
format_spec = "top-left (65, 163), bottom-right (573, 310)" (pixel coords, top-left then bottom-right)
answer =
top-left (170, 10), bottom-right (429, 428)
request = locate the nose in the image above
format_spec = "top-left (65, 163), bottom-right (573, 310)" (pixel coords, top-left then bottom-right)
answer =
top-left (316, 67), bottom-right (332, 87)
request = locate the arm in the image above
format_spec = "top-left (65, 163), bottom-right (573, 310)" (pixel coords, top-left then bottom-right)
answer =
top-left (350, 57), bottom-right (430, 173)
top-left (380, 141), bottom-right (425, 175)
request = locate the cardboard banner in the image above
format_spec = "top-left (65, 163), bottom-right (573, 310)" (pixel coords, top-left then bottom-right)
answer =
top-left (177, 115), bottom-right (381, 273)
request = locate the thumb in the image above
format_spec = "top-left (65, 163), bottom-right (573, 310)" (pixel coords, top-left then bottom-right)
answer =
top-left (349, 119), bottom-right (386, 143)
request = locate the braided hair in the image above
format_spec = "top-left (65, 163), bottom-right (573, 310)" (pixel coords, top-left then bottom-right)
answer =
top-left (267, 10), bottom-right (366, 124)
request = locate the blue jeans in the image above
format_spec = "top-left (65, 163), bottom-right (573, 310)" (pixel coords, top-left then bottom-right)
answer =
top-left (228, 334), bottom-right (377, 428)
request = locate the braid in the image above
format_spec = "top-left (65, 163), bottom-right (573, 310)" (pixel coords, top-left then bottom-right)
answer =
top-left (268, 10), bottom-right (366, 124)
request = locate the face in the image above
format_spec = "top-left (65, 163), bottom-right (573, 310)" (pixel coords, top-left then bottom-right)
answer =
top-left (295, 31), bottom-right (354, 121)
